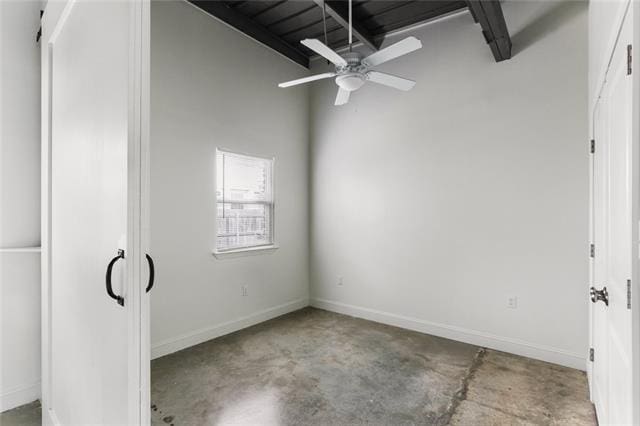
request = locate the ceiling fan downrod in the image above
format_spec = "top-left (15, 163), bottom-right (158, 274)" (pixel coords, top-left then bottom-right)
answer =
top-left (349, 0), bottom-right (353, 52)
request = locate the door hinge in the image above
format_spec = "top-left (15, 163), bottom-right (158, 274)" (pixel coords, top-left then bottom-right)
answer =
top-left (36, 10), bottom-right (43, 43)
top-left (627, 44), bottom-right (632, 75)
top-left (590, 139), bottom-right (595, 154)
top-left (628, 279), bottom-right (632, 309)
top-left (589, 347), bottom-right (594, 362)
top-left (590, 244), bottom-right (595, 258)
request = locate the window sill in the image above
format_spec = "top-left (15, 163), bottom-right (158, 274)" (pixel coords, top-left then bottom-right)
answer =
top-left (212, 245), bottom-right (279, 259)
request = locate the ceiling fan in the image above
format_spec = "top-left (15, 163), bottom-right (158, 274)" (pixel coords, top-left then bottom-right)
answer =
top-left (278, 0), bottom-right (422, 105)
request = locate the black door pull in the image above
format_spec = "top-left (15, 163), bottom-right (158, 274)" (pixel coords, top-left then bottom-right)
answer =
top-left (145, 254), bottom-right (155, 293)
top-left (106, 249), bottom-right (125, 306)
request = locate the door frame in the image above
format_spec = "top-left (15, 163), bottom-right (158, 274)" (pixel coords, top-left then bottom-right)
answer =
top-left (632, 4), bottom-right (640, 424)
top-left (40, 1), bottom-right (150, 424)
top-left (588, 1), bottom-right (640, 423)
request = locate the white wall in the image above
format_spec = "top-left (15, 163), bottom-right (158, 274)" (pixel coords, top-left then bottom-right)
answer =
top-left (309, 1), bottom-right (589, 370)
top-left (0, 0), bottom-right (42, 411)
top-left (150, 0), bottom-right (309, 358)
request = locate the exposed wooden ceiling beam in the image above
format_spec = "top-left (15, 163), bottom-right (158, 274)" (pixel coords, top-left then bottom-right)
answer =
top-left (311, 0), bottom-right (380, 51)
top-left (189, 1), bottom-right (310, 68)
top-left (466, 0), bottom-right (511, 62)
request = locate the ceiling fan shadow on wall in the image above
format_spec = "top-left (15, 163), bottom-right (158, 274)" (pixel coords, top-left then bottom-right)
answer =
top-left (277, 0), bottom-right (422, 106)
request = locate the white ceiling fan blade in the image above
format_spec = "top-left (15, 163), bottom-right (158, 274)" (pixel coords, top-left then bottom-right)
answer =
top-left (301, 39), bottom-right (347, 67)
top-left (367, 71), bottom-right (416, 91)
top-left (278, 72), bottom-right (336, 88)
top-left (362, 36), bottom-right (422, 67)
top-left (335, 88), bottom-right (350, 105)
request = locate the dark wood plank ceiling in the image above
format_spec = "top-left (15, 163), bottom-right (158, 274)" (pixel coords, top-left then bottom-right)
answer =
top-left (189, 0), bottom-right (510, 68)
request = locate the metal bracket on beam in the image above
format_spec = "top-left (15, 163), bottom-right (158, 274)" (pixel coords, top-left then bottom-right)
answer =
top-left (311, 0), bottom-right (380, 52)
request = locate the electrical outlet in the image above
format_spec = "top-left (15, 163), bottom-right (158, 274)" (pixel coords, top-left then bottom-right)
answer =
top-left (241, 285), bottom-right (248, 296)
top-left (507, 296), bottom-right (517, 309)
top-left (337, 276), bottom-right (343, 286)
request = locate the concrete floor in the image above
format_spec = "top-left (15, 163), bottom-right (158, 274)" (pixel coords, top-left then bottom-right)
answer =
top-left (150, 308), bottom-right (596, 425)
top-left (0, 400), bottom-right (41, 426)
top-left (0, 307), bottom-right (596, 425)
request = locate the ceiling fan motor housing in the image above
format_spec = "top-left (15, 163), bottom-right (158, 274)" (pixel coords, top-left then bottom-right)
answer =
top-left (335, 52), bottom-right (366, 92)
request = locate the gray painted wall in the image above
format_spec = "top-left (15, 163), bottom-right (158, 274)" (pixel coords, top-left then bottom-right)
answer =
top-left (309, 1), bottom-right (588, 368)
top-left (0, 0), bottom-right (42, 411)
top-left (150, 1), bottom-right (310, 355)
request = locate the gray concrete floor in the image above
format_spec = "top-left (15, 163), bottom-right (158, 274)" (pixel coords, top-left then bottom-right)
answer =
top-left (150, 307), bottom-right (596, 426)
top-left (0, 400), bottom-right (41, 426)
top-left (0, 307), bottom-right (596, 425)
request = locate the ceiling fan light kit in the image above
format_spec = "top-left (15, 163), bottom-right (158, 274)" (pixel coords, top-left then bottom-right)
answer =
top-left (336, 74), bottom-right (366, 92)
top-left (277, 0), bottom-right (422, 106)
top-left (335, 51), bottom-right (366, 92)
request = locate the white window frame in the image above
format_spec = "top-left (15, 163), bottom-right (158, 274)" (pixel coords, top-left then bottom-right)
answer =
top-left (213, 148), bottom-right (277, 258)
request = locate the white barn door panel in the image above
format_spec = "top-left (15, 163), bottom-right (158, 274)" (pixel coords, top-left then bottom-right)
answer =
top-left (41, 1), bottom-right (149, 424)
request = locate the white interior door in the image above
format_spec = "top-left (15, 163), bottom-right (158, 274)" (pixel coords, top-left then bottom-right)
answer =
top-left (41, 1), bottom-right (148, 424)
top-left (591, 7), bottom-right (634, 425)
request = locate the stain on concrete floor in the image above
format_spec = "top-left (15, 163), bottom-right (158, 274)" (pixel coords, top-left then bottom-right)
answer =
top-left (449, 350), bottom-right (597, 425)
top-left (0, 307), bottom-right (596, 425)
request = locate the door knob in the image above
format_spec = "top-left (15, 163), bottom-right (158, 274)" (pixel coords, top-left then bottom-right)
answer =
top-left (590, 286), bottom-right (609, 306)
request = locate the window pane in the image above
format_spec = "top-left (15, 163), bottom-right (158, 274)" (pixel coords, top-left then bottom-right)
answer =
top-left (222, 152), bottom-right (272, 203)
top-left (216, 149), bottom-right (274, 251)
top-left (216, 202), bottom-right (272, 250)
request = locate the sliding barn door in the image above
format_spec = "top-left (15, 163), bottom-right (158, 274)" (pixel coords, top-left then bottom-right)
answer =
top-left (41, 1), bottom-right (149, 424)
top-left (590, 7), bottom-right (634, 425)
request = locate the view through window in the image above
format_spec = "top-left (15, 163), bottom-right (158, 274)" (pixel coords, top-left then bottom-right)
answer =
top-left (216, 149), bottom-right (274, 251)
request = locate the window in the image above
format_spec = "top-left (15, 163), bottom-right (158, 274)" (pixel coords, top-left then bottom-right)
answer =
top-left (216, 149), bottom-right (274, 252)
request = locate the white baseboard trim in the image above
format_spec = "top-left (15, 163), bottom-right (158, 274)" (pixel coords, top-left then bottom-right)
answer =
top-left (151, 298), bottom-right (309, 360)
top-left (311, 298), bottom-right (586, 371)
top-left (43, 407), bottom-right (61, 426)
top-left (0, 382), bottom-right (40, 413)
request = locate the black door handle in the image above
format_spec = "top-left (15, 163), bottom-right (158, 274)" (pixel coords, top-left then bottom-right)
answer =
top-left (106, 249), bottom-right (125, 306)
top-left (145, 254), bottom-right (155, 293)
